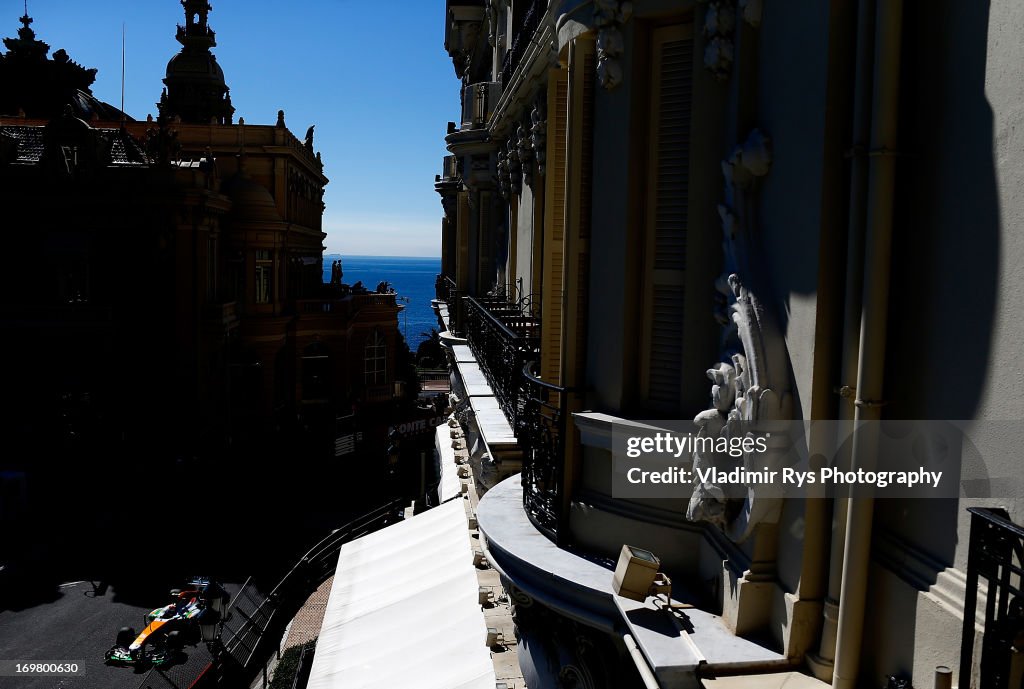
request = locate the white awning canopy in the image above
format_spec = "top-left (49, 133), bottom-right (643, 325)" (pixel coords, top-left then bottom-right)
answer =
top-left (436, 421), bottom-right (462, 504)
top-left (306, 499), bottom-right (495, 689)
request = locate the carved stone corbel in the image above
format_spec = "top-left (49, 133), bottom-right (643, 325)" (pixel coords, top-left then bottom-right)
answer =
top-left (485, 1), bottom-right (497, 47)
top-left (702, 1), bottom-right (735, 80)
top-left (739, 0), bottom-right (763, 27)
top-left (593, 0), bottom-right (633, 90)
top-left (531, 99), bottom-right (547, 176)
top-left (507, 138), bottom-right (522, 196)
top-left (517, 121), bottom-right (534, 188)
top-left (686, 129), bottom-right (792, 543)
top-left (496, 143), bottom-right (511, 199)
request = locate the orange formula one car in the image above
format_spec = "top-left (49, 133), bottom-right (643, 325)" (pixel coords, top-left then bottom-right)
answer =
top-left (105, 577), bottom-right (227, 667)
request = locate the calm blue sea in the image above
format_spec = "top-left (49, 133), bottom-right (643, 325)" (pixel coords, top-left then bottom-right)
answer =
top-left (323, 255), bottom-right (441, 350)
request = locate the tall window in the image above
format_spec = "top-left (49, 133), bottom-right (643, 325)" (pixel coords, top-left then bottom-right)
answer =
top-left (364, 330), bottom-right (387, 385)
top-left (255, 250), bottom-right (272, 304)
top-left (640, 23), bottom-right (693, 412)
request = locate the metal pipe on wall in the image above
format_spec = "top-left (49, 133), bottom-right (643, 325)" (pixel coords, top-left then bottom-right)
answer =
top-left (808, 0), bottom-right (877, 679)
top-left (832, 0), bottom-right (904, 687)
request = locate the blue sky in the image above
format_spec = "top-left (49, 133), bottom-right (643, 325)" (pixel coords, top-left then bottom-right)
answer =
top-left (7, 1), bottom-right (456, 257)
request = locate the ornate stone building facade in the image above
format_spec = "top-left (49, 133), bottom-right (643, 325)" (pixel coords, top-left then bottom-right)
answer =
top-left (434, 1), bottom-right (1024, 688)
top-left (0, 3), bottom-right (403, 471)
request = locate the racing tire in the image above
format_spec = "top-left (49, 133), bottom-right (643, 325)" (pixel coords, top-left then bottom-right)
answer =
top-left (169, 588), bottom-right (182, 599)
top-left (116, 627), bottom-right (136, 647)
top-left (167, 630), bottom-right (183, 651)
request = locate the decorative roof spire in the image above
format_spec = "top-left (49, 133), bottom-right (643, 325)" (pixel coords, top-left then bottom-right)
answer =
top-left (159, 0), bottom-right (233, 124)
top-left (4, 4), bottom-right (47, 60)
top-left (176, 0), bottom-right (216, 49)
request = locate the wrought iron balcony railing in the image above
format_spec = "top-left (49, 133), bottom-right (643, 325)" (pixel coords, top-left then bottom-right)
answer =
top-left (462, 294), bottom-right (539, 429)
top-left (960, 507), bottom-right (1024, 689)
top-left (519, 359), bottom-right (569, 545)
top-left (436, 274), bottom-right (455, 302)
top-left (458, 287), bottom-right (569, 544)
top-left (500, 0), bottom-right (547, 87)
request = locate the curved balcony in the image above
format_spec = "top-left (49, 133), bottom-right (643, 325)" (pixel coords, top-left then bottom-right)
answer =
top-left (476, 474), bottom-right (790, 688)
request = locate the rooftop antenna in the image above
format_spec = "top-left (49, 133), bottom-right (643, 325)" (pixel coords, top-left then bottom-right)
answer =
top-left (120, 22), bottom-right (126, 119)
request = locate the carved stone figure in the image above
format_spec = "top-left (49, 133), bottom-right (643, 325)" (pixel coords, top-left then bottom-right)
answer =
top-left (702, 2), bottom-right (735, 81)
top-left (517, 121), bottom-right (533, 188)
top-left (530, 101), bottom-right (547, 176)
top-left (593, 1), bottom-right (633, 90)
top-left (686, 129), bottom-right (792, 542)
top-left (739, 0), bottom-right (764, 27)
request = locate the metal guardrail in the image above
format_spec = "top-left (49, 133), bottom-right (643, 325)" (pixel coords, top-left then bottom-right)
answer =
top-left (291, 641), bottom-right (316, 689)
top-left (133, 502), bottom-right (407, 689)
top-left (960, 507), bottom-right (1024, 689)
top-left (134, 648), bottom-right (214, 689)
top-left (221, 499), bottom-right (405, 677)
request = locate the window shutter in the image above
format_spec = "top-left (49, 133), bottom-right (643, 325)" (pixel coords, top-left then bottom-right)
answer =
top-left (541, 68), bottom-right (569, 384)
top-left (641, 24), bottom-right (693, 411)
top-left (566, 42), bottom-right (595, 388)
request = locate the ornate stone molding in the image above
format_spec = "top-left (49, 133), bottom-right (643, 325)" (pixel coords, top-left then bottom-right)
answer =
top-left (686, 129), bottom-right (792, 543)
top-left (701, 0), bottom-right (763, 79)
top-left (593, 0), bottom-right (633, 90)
top-left (517, 120), bottom-right (534, 188)
top-left (497, 142), bottom-right (512, 199)
top-left (739, 0), bottom-right (763, 27)
top-left (507, 138), bottom-right (522, 196)
top-left (531, 99), bottom-right (547, 176)
top-left (485, 1), bottom-right (497, 48)
top-left (702, 1), bottom-right (735, 80)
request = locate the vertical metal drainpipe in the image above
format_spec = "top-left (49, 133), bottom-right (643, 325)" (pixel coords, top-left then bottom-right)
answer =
top-left (832, 1), bottom-right (904, 688)
top-left (809, 0), bottom-right (876, 678)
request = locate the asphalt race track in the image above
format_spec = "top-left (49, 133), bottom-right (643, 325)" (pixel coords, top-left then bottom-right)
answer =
top-left (0, 580), bottom-right (240, 689)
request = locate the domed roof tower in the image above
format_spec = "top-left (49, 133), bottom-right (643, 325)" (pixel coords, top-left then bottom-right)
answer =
top-left (158, 1), bottom-right (234, 124)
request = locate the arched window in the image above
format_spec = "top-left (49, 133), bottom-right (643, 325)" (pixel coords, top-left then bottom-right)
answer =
top-left (364, 330), bottom-right (386, 385)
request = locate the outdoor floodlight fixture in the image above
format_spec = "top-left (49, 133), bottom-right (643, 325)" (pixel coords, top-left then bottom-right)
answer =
top-left (199, 582), bottom-right (231, 644)
top-left (612, 544), bottom-right (661, 602)
top-left (199, 611), bottom-right (220, 644)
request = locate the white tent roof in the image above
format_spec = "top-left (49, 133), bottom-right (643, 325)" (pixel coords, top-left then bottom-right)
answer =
top-left (436, 421), bottom-right (462, 504)
top-left (305, 499), bottom-right (495, 689)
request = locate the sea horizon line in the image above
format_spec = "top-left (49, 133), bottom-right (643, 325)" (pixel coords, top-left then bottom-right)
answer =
top-left (322, 254), bottom-right (441, 260)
